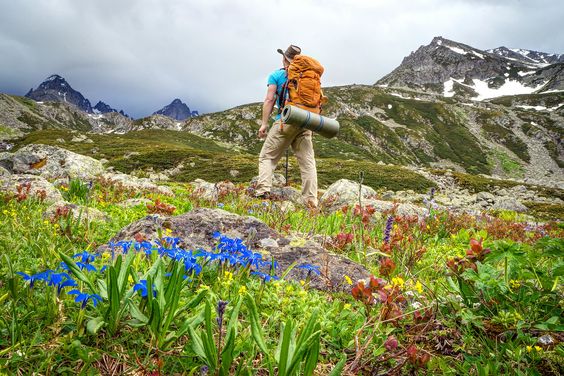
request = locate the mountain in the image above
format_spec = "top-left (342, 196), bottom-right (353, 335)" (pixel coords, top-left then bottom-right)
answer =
top-left (93, 101), bottom-right (130, 118)
top-left (488, 46), bottom-right (564, 67)
top-left (377, 36), bottom-right (564, 99)
top-left (153, 98), bottom-right (194, 120)
top-left (25, 74), bottom-right (93, 113)
top-left (2, 38), bottom-right (563, 187)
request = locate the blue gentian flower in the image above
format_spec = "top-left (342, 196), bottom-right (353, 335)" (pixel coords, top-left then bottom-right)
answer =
top-left (67, 289), bottom-right (102, 309)
top-left (16, 271), bottom-right (51, 288)
top-left (251, 271), bottom-right (280, 282)
top-left (297, 264), bottom-right (321, 276)
top-left (217, 203), bottom-right (225, 208)
top-left (133, 280), bottom-right (157, 298)
top-left (48, 272), bottom-right (77, 295)
top-left (72, 251), bottom-right (97, 264)
top-left (76, 262), bottom-right (97, 272)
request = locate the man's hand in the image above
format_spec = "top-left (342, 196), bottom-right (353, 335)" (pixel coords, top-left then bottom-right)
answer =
top-left (258, 123), bottom-right (268, 139)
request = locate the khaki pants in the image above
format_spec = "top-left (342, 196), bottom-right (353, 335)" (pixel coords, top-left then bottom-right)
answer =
top-left (256, 120), bottom-right (318, 206)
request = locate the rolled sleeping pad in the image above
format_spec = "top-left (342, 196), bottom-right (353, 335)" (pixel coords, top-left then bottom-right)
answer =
top-left (281, 105), bottom-right (340, 139)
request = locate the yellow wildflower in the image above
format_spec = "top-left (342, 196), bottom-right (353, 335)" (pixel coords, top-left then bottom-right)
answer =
top-left (526, 346), bottom-right (532, 352)
top-left (165, 228), bottom-right (173, 235)
top-left (238, 286), bottom-right (247, 295)
top-left (414, 281), bottom-right (423, 294)
top-left (391, 277), bottom-right (405, 289)
top-left (509, 279), bottom-right (521, 289)
top-left (344, 275), bottom-right (353, 285)
top-left (300, 280), bottom-right (305, 286)
top-left (2, 210), bottom-right (8, 215)
top-left (534, 346), bottom-right (542, 352)
top-left (223, 271), bottom-right (233, 282)
top-left (128, 275), bottom-right (134, 284)
top-left (43, 220), bottom-right (50, 225)
top-left (343, 303), bottom-right (351, 310)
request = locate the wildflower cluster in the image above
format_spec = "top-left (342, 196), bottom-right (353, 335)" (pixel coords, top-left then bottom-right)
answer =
top-left (446, 238), bottom-right (491, 274)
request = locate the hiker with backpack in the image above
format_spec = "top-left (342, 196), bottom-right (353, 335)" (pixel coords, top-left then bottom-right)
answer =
top-left (254, 44), bottom-right (325, 208)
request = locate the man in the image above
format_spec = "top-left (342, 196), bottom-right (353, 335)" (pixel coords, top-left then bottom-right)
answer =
top-left (255, 44), bottom-right (318, 207)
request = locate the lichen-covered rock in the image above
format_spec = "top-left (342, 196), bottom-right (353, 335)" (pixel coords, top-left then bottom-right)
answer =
top-left (11, 144), bottom-right (104, 180)
top-left (97, 208), bottom-right (369, 291)
top-left (320, 179), bottom-right (378, 211)
top-left (102, 173), bottom-right (174, 196)
top-left (191, 179), bottom-right (236, 201)
top-left (492, 197), bottom-right (528, 212)
top-left (250, 173), bottom-right (287, 188)
top-left (0, 174), bottom-right (63, 202)
top-left (43, 201), bottom-right (109, 224)
top-left (0, 165), bottom-right (10, 177)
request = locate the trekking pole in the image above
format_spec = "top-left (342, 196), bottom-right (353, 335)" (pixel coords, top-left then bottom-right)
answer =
top-left (285, 149), bottom-right (289, 186)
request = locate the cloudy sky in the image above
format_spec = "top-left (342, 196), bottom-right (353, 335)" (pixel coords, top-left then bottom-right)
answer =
top-left (0, 0), bottom-right (562, 118)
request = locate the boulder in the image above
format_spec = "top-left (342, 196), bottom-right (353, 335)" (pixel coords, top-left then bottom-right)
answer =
top-left (11, 144), bottom-right (104, 180)
top-left (102, 173), bottom-right (174, 196)
top-left (97, 208), bottom-right (369, 291)
top-left (492, 197), bottom-right (528, 212)
top-left (320, 179), bottom-right (377, 211)
top-left (191, 179), bottom-right (236, 201)
top-left (0, 166), bottom-right (10, 177)
top-left (250, 173), bottom-right (286, 188)
top-left (43, 201), bottom-right (109, 224)
top-left (0, 174), bottom-right (63, 203)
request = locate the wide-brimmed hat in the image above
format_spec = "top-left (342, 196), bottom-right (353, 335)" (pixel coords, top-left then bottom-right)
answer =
top-left (277, 45), bottom-right (301, 62)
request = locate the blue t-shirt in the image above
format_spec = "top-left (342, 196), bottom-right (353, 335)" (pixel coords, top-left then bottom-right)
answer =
top-left (267, 68), bottom-right (287, 120)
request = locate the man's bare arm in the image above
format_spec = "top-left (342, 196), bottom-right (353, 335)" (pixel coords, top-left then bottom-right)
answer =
top-left (259, 84), bottom-right (277, 138)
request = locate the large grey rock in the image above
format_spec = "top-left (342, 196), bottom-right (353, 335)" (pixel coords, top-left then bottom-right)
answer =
top-left (12, 144), bottom-right (104, 180)
top-left (102, 173), bottom-right (174, 196)
top-left (0, 174), bottom-right (63, 203)
top-left (0, 166), bottom-right (10, 177)
top-left (191, 179), bottom-right (236, 201)
top-left (97, 208), bottom-right (369, 291)
top-left (320, 179), bottom-right (378, 211)
top-left (492, 197), bottom-right (528, 212)
top-left (43, 201), bottom-right (109, 224)
top-left (250, 173), bottom-right (286, 188)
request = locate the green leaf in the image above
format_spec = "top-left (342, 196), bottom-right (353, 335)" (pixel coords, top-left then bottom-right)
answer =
top-left (277, 319), bottom-right (293, 376)
top-left (59, 252), bottom-right (96, 291)
top-left (188, 324), bottom-right (208, 361)
top-left (244, 293), bottom-right (269, 355)
top-left (86, 317), bottom-right (105, 335)
top-left (328, 355), bottom-right (347, 376)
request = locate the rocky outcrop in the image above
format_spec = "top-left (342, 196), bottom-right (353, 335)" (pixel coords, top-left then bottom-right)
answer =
top-left (97, 208), bottom-right (369, 291)
top-left (10, 144), bottom-right (104, 180)
top-left (0, 174), bottom-right (63, 203)
top-left (101, 173), bottom-right (174, 196)
top-left (320, 179), bottom-right (378, 211)
top-left (43, 201), bottom-right (109, 224)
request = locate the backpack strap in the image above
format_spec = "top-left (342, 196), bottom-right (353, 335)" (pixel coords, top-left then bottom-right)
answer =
top-left (277, 68), bottom-right (289, 115)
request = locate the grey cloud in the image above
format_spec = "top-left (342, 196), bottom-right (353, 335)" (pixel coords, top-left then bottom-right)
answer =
top-left (0, 0), bottom-right (562, 118)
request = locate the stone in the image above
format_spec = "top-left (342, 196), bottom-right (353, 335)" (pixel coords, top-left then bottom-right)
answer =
top-left (11, 144), bottom-right (105, 180)
top-left (43, 201), bottom-right (109, 224)
top-left (191, 179), bottom-right (236, 201)
top-left (250, 173), bottom-right (286, 188)
top-left (278, 201), bottom-right (296, 213)
top-left (0, 166), bottom-right (10, 177)
top-left (56, 138), bottom-right (66, 143)
top-left (537, 335), bottom-right (554, 346)
top-left (492, 197), bottom-right (528, 212)
top-left (97, 208), bottom-right (369, 291)
top-left (270, 186), bottom-right (301, 204)
top-left (102, 173), bottom-right (174, 196)
top-left (320, 179), bottom-right (378, 211)
top-left (0, 174), bottom-right (63, 203)
top-left (381, 190), bottom-right (395, 200)
top-left (229, 169), bottom-right (240, 178)
top-left (117, 198), bottom-right (153, 208)
top-left (476, 192), bottom-right (495, 202)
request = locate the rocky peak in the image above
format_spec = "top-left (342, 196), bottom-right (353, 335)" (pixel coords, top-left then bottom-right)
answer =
top-left (25, 74), bottom-right (92, 113)
top-left (376, 37), bottom-right (564, 98)
top-left (488, 46), bottom-right (564, 67)
top-left (93, 101), bottom-right (131, 118)
top-left (152, 98), bottom-right (194, 121)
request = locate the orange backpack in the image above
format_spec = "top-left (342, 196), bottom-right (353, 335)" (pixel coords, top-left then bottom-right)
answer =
top-left (285, 55), bottom-right (326, 114)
